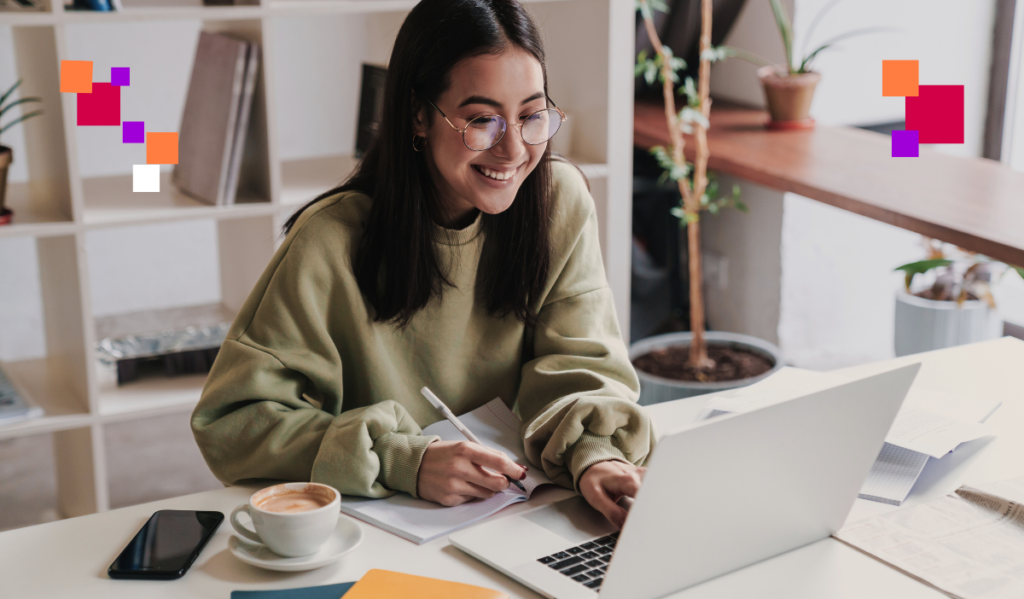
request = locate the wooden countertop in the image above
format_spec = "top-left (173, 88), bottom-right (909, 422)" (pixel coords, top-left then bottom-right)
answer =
top-left (634, 101), bottom-right (1024, 267)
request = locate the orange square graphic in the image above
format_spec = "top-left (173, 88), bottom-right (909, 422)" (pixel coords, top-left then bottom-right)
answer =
top-left (146, 132), bottom-right (178, 165)
top-left (883, 60), bottom-right (918, 97)
top-left (60, 60), bottom-right (93, 94)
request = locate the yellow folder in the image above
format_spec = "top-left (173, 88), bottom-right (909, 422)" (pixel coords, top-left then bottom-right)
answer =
top-left (344, 569), bottom-right (509, 599)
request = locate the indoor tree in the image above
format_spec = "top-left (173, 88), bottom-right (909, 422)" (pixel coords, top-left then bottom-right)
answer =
top-left (635, 0), bottom-right (745, 374)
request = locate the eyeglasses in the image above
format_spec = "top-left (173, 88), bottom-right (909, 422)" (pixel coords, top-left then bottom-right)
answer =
top-left (423, 96), bottom-right (567, 151)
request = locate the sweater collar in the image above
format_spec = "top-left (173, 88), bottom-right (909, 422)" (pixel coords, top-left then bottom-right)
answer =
top-left (430, 210), bottom-right (483, 246)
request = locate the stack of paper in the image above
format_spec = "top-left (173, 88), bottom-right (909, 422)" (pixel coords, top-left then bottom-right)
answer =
top-left (836, 476), bottom-right (1024, 599)
top-left (340, 398), bottom-right (552, 544)
top-left (694, 367), bottom-right (1000, 505)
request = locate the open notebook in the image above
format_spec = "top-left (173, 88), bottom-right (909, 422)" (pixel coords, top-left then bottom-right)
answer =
top-left (340, 398), bottom-right (553, 544)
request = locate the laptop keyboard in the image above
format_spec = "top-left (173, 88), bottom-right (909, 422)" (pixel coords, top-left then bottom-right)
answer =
top-left (536, 532), bottom-right (618, 590)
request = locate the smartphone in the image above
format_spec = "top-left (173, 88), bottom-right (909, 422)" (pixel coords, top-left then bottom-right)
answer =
top-left (108, 510), bottom-right (224, 580)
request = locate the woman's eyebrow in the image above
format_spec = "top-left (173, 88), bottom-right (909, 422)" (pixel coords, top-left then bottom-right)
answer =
top-left (458, 92), bottom-right (546, 109)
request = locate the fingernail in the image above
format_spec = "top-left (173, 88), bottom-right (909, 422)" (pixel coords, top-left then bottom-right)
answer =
top-left (520, 469), bottom-right (527, 480)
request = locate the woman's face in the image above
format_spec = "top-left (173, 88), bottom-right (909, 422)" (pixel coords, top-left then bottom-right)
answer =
top-left (414, 47), bottom-right (548, 227)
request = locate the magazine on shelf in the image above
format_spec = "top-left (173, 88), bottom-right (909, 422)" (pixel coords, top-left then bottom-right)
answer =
top-left (0, 366), bottom-right (44, 428)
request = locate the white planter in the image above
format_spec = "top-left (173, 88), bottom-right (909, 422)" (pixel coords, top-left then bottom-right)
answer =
top-left (894, 291), bottom-right (1003, 357)
top-left (629, 331), bottom-right (785, 406)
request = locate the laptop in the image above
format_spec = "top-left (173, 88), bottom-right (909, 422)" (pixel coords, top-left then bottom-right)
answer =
top-left (450, 363), bottom-right (921, 599)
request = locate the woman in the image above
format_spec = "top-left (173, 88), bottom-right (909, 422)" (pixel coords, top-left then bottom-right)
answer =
top-left (191, 0), bottom-right (655, 529)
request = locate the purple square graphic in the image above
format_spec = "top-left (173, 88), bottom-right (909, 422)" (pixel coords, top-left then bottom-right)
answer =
top-left (123, 121), bottom-right (145, 144)
top-left (111, 67), bottom-right (130, 87)
top-left (892, 130), bottom-right (919, 157)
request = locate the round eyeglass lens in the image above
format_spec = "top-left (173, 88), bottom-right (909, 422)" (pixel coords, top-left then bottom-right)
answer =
top-left (522, 109), bottom-right (562, 145)
top-left (465, 115), bottom-right (507, 151)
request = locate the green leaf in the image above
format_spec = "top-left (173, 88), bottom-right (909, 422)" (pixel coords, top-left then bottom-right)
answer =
top-left (636, 0), bottom-right (652, 20)
top-left (800, 0), bottom-right (844, 60)
top-left (649, 0), bottom-right (670, 12)
top-left (715, 46), bottom-right (774, 67)
top-left (670, 206), bottom-right (684, 219)
top-left (894, 258), bottom-right (953, 291)
top-left (768, 0), bottom-right (794, 73)
top-left (0, 78), bottom-right (23, 111)
top-left (798, 27), bottom-right (892, 73)
top-left (735, 200), bottom-right (749, 212)
top-left (0, 109), bottom-right (42, 138)
top-left (684, 212), bottom-right (700, 224)
top-left (1012, 265), bottom-right (1024, 280)
top-left (0, 96), bottom-right (42, 121)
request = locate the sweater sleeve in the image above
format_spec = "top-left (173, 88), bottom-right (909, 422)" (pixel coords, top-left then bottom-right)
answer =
top-left (517, 165), bottom-right (657, 492)
top-left (190, 201), bottom-right (438, 499)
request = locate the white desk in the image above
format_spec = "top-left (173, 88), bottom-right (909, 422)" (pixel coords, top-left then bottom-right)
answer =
top-left (2, 337), bottom-right (1022, 598)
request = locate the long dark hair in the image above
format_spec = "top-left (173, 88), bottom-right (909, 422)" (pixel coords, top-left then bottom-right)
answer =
top-left (283, 0), bottom-right (553, 328)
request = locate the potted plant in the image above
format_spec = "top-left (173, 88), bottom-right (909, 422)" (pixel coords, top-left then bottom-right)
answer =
top-left (0, 78), bottom-right (44, 225)
top-left (719, 0), bottom-right (884, 129)
top-left (893, 238), bottom-right (1024, 356)
top-left (631, 0), bottom-right (784, 405)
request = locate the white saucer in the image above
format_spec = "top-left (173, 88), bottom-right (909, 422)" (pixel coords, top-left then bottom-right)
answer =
top-left (228, 517), bottom-right (363, 572)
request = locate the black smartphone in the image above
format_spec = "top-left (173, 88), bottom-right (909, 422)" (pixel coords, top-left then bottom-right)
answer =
top-left (108, 510), bottom-right (224, 580)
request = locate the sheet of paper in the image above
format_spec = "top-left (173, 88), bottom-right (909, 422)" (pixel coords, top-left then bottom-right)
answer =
top-left (836, 476), bottom-right (1024, 599)
top-left (857, 443), bottom-right (929, 505)
top-left (339, 398), bottom-right (550, 544)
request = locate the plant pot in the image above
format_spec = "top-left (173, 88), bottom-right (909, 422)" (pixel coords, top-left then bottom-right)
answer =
top-left (757, 65), bottom-right (820, 129)
top-left (894, 291), bottom-right (1003, 357)
top-left (629, 331), bottom-right (785, 406)
top-left (0, 145), bottom-right (11, 225)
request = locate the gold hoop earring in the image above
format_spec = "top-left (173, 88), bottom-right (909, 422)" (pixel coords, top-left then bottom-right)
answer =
top-left (412, 134), bottom-right (426, 152)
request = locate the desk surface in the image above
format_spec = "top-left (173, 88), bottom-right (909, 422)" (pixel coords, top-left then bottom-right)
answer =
top-left (3, 337), bottom-right (1022, 598)
top-left (634, 102), bottom-right (1024, 268)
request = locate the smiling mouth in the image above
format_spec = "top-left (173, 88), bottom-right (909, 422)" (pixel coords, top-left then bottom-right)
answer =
top-left (473, 164), bottom-right (519, 181)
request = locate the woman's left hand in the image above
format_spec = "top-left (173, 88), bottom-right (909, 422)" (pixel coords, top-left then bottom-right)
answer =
top-left (578, 460), bottom-right (646, 529)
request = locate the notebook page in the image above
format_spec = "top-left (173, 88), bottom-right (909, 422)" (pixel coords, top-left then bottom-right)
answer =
top-left (340, 398), bottom-right (551, 543)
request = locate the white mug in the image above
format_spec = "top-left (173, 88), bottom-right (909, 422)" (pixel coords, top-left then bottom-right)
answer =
top-left (230, 482), bottom-right (340, 558)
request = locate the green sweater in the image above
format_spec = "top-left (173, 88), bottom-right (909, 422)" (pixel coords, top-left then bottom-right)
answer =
top-left (191, 161), bottom-right (656, 499)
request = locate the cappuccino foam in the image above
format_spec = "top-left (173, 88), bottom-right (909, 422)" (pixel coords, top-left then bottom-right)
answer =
top-left (257, 490), bottom-right (332, 513)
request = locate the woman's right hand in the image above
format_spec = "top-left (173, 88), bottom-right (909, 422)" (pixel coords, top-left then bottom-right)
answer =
top-left (416, 440), bottom-right (527, 506)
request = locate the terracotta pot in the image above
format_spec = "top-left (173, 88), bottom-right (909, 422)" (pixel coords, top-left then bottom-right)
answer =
top-left (0, 145), bottom-right (11, 225)
top-left (757, 65), bottom-right (820, 129)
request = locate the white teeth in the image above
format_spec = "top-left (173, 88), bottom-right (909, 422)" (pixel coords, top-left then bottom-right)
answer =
top-left (478, 166), bottom-right (515, 181)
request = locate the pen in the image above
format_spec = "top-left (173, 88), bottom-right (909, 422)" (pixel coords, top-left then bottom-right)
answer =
top-left (420, 387), bottom-right (527, 493)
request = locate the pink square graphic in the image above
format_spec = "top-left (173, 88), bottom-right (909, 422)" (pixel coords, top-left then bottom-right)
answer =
top-left (77, 82), bottom-right (121, 126)
top-left (905, 85), bottom-right (964, 144)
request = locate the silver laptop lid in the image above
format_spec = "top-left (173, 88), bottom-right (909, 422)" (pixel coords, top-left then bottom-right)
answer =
top-left (599, 363), bottom-right (920, 599)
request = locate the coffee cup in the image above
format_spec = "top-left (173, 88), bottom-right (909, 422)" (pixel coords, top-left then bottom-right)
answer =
top-left (230, 482), bottom-right (340, 557)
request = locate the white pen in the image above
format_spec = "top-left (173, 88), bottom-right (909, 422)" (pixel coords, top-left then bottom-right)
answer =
top-left (420, 386), bottom-right (527, 493)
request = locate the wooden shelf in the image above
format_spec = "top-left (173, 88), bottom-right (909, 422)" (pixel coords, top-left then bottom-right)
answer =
top-left (634, 101), bottom-right (1024, 268)
top-left (80, 171), bottom-right (276, 228)
top-left (96, 369), bottom-right (206, 421)
top-left (60, 5), bottom-right (263, 23)
top-left (0, 358), bottom-right (91, 441)
top-left (0, 181), bottom-right (74, 239)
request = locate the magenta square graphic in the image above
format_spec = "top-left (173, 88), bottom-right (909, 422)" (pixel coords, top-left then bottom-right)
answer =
top-left (905, 85), bottom-right (964, 144)
top-left (123, 121), bottom-right (144, 143)
top-left (892, 130), bottom-right (919, 157)
top-left (77, 82), bottom-right (120, 126)
top-left (111, 67), bottom-right (130, 87)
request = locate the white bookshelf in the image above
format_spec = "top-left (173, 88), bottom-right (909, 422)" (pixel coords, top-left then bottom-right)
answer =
top-left (0, 0), bottom-right (634, 518)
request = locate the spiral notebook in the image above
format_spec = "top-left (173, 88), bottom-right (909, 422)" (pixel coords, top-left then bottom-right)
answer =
top-left (339, 398), bottom-right (552, 544)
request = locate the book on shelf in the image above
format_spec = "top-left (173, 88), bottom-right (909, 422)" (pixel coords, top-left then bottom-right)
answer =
top-left (173, 31), bottom-right (259, 206)
top-left (0, 365), bottom-right (44, 428)
top-left (355, 63), bottom-right (387, 159)
top-left (0, 0), bottom-right (46, 12)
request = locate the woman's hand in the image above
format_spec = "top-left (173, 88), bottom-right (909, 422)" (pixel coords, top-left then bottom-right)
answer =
top-left (579, 460), bottom-right (647, 529)
top-left (416, 440), bottom-right (528, 507)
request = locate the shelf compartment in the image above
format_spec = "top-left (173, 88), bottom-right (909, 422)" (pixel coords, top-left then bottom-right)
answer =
top-left (280, 154), bottom-right (358, 206)
top-left (0, 357), bottom-right (92, 440)
top-left (79, 171), bottom-right (275, 227)
top-left (94, 302), bottom-right (236, 420)
top-left (0, 180), bottom-right (75, 238)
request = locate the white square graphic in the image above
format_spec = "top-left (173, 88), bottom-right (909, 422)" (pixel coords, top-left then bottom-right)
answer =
top-left (133, 164), bottom-right (160, 192)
